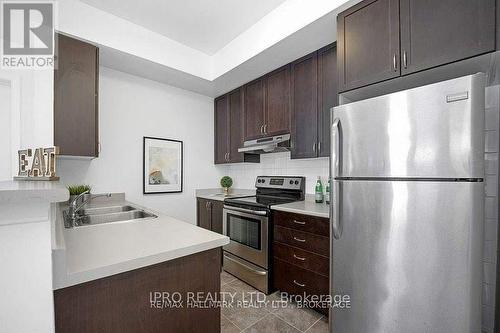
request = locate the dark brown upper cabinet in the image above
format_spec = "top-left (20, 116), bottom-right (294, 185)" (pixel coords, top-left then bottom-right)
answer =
top-left (399, 0), bottom-right (495, 75)
top-left (54, 33), bottom-right (99, 157)
top-left (244, 65), bottom-right (291, 140)
top-left (215, 89), bottom-right (259, 164)
top-left (318, 44), bottom-right (338, 158)
top-left (338, 0), bottom-right (496, 92)
top-left (291, 44), bottom-right (337, 159)
top-left (216, 46), bottom-right (334, 162)
top-left (244, 78), bottom-right (266, 140)
top-left (228, 89), bottom-right (244, 162)
top-left (214, 95), bottom-right (230, 164)
top-left (291, 52), bottom-right (318, 159)
top-left (337, 0), bottom-right (400, 92)
top-left (264, 65), bottom-right (291, 136)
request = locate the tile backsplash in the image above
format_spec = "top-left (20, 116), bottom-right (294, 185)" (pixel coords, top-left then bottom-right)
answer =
top-left (217, 152), bottom-right (329, 194)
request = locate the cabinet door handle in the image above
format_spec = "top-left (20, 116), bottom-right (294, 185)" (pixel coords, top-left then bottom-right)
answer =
top-left (393, 54), bottom-right (398, 71)
top-left (317, 141), bottom-right (321, 153)
top-left (403, 51), bottom-right (408, 69)
top-left (293, 280), bottom-right (306, 287)
top-left (260, 125), bottom-right (264, 134)
top-left (293, 254), bottom-right (306, 261)
top-left (293, 236), bottom-right (306, 243)
top-left (312, 142), bottom-right (317, 152)
top-left (293, 220), bottom-right (306, 225)
top-left (264, 124), bottom-right (268, 134)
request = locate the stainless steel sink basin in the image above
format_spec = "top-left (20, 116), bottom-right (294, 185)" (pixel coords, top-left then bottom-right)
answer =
top-left (81, 205), bottom-right (135, 215)
top-left (77, 210), bottom-right (157, 226)
top-left (63, 204), bottom-right (158, 228)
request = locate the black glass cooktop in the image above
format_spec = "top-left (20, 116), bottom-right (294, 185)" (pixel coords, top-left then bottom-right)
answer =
top-left (225, 195), bottom-right (297, 209)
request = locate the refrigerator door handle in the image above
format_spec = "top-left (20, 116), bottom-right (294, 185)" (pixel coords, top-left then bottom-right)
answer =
top-left (331, 118), bottom-right (342, 240)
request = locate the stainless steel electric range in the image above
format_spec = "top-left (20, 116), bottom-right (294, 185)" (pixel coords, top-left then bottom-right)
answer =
top-left (222, 176), bottom-right (305, 294)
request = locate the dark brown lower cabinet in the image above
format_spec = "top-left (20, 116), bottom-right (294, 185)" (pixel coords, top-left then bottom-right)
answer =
top-left (273, 258), bottom-right (329, 315)
top-left (197, 198), bottom-right (224, 234)
top-left (197, 198), bottom-right (212, 230)
top-left (54, 248), bottom-right (222, 333)
top-left (272, 211), bottom-right (330, 315)
top-left (210, 200), bottom-right (224, 234)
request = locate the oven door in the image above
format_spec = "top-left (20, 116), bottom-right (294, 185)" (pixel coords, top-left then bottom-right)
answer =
top-left (223, 205), bottom-right (269, 269)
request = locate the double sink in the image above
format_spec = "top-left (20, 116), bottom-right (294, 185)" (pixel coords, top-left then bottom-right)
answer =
top-left (64, 204), bottom-right (157, 228)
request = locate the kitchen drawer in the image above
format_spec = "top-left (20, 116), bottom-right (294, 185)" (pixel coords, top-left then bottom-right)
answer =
top-left (273, 258), bottom-right (329, 315)
top-left (273, 210), bottom-right (329, 237)
top-left (274, 225), bottom-right (329, 257)
top-left (273, 241), bottom-right (329, 277)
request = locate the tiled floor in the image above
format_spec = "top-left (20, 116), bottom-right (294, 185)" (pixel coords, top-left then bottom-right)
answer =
top-left (220, 271), bottom-right (328, 333)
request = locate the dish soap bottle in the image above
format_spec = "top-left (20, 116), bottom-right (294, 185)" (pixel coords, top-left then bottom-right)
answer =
top-left (325, 177), bottom-right (331, 204)
top-left (315, 176), bottom-right (324, 203)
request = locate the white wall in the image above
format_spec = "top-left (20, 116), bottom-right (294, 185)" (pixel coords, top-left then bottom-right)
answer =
top-left (58, 67), bottom-right (222, 224)
top-left (0, 68), bottom-right (54, 179)
top-left (219, 152), bottom-right (329, 194)
top-left (0, 82), bottom-right (11, 181)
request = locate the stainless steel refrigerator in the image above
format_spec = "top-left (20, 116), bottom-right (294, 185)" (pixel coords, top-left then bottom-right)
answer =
top-left (329, 74), bottom-right (485, 333)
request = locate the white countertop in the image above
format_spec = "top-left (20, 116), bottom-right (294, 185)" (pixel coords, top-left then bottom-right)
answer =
top-left (52, 200), bottom-right (229, 289)
top-left (272, 198), bottom-right (330, 218)
top-left (196, 188), bottom-right (255, 201)
top-left (0, 180), bottom-right (68, 204)
top-left (196, 188), bottom-right (330, 218)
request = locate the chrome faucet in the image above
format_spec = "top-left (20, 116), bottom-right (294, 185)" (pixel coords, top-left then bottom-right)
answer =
top-left (67, 191), bottom-right (112, 227)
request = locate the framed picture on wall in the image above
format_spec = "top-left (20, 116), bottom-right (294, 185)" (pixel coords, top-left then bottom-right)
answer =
top-left (143, 137), bottom-right (183, 194)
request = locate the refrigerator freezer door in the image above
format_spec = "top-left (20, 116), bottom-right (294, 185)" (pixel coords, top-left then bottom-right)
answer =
top-left (331, 180), bottom-right (483, 333)
top-left (332, 74), bottom-right (485, 179)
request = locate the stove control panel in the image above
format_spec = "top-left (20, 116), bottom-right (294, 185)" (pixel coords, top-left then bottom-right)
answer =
top-left (255, 176), bottom-right (304, 190)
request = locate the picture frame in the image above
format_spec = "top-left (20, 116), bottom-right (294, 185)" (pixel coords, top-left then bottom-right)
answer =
top-left (143, 137), bottom-right (183, 194)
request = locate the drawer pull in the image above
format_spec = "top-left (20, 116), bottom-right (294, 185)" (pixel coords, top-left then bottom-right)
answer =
top-left (293, 280), bottom-right (306, 287)
top-left (293, 254), bottom-right (306, 261)
top-left (293, 220), bottom-right (306, 225)
top-left (293, 236), bottom-right (306, 243)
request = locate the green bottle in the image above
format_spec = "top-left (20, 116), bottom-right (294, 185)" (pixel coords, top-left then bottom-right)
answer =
top-left (325, 177), bottom-right (331, 204)
top-left (315, 176), bottom-right (324, 203)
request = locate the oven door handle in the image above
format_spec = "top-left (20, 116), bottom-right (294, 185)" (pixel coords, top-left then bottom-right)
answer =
top-left (223, 205), bottom-right (268, 216)
top-left (223, 254), bottom-right (267, 276)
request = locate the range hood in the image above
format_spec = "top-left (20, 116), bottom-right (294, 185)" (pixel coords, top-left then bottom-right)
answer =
top-left (238, 134), bottom-right (291, 154)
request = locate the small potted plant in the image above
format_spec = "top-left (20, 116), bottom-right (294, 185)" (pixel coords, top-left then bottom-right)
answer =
top-left (67, 184), bottom-right (92, 203)
top-left (220, 176), bottom-right (233, 196)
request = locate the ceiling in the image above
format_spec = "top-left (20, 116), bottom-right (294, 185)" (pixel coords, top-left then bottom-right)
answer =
top-left (79, 0), bottom-right (287, 55)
